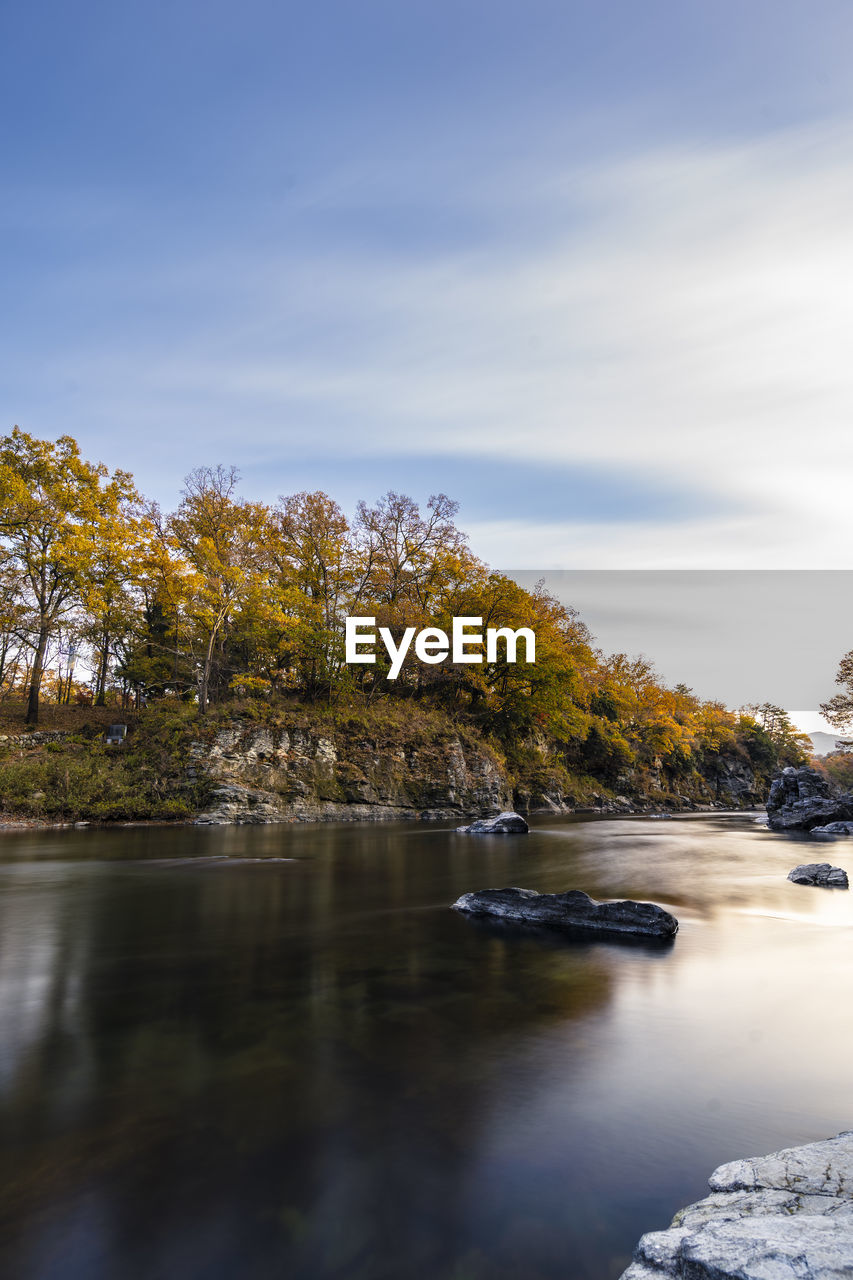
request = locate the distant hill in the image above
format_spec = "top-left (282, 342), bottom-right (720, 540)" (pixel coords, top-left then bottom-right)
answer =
top-left (808, 731), bottom-right (853, 757)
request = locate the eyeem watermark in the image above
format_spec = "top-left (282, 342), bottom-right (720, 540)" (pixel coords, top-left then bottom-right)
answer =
top-left (345, 616), bottom-right (536, 680)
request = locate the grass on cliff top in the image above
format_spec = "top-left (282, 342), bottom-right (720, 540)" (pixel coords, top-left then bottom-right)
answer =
top-left (203, 693), bottom-right (497, 754)
top-left (0, 700), bottom-right (206, 822)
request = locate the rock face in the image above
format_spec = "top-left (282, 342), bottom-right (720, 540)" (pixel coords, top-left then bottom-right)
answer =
top-left (456, 811), bottom-right (529, 834)
top-left (186, 716), bottom-right (768, 827)
top-left (452, 887), bottom-right (678, 938)
top-left (620, 1130), bottom-right (853, 1279)
top-left (194, 783), bottom-right (291, 825)
top-left (766, 766), bottom-right (853, 832)
top-left (788, 862), bottom-right (849, 888)
top-left (192, 724), bottom-right (511, 824)
top-left (713, 755), bottom-right (761, 804)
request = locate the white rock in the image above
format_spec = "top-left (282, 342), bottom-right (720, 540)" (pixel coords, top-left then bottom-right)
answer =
top-left (620, 1131), bottom-right (853, 1278)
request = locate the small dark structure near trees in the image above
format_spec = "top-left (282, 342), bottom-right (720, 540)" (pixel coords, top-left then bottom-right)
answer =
top-left (104, 724), bottom-right (127, 746)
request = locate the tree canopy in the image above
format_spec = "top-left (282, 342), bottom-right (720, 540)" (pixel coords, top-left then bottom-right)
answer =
top-left (0, 428), bottom-right (806, 797)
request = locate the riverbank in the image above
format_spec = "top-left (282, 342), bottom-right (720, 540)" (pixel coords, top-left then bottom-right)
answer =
top-left (0, 697), bottom-right (775, 826)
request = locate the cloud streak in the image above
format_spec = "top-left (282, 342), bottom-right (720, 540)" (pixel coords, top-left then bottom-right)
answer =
top-left (6, 116), bottom-right (853, 564)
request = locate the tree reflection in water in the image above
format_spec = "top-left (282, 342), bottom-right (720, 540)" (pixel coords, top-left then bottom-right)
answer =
top-left (0, 815), bottom-right (851, 1279)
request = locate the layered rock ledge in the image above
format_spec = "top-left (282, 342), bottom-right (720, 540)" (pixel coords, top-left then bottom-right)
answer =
top-left (788, 862), bottom-right (849, 888)
top-left (452, 887), bottom-right (678, 938)
top-left (191, 724), bottom-right (511, 824)
top-left (620, 1130), bottom-right (853, 1279)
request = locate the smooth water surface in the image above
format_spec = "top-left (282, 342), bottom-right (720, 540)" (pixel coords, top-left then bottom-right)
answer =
top-left (1, 814), bottom-right (852, 1280)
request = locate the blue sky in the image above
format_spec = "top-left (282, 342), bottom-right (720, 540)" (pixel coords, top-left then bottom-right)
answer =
top-left (4, 1), bottom-right (853, 570)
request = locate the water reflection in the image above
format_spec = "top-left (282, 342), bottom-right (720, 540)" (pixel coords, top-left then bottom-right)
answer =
top-left (0, 815), bottom-right (852, 1279)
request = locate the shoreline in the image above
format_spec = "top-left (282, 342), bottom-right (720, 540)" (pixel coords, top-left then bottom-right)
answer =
top-left (0, 804), bottom-right (761, 833)
top-left (621, 1129), bottom-right (853, 1278)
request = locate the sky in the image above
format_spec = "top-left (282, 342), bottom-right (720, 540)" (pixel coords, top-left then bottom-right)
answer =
top-left (3, 2), bottom-right (853, 722)
top-left (510, 571), bottom-right (853, 736)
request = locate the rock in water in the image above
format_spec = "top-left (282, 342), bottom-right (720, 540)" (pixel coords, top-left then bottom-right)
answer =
top-left (452, 887), bottom-right (678, 937)
top-left (787, 863), bottom-right (849, 888)
top-left (812, 821), bottom-right (853, 835)
top-left (456, 811), bottom-right (529, 834)
top-left (620, 1130), bottom-right (853, 1278)
top-left (766, 766), bottom-right (853, 832)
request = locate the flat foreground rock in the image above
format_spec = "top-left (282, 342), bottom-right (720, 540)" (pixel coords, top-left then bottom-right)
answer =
top-left (457, 811), bottom-right (529, 834)
top-left (452, 887), bottom-right (678, 937)
top-left (620, 1130), bottom-right (853, 1278)
top-left (788, 862), bottom-right (849, 888)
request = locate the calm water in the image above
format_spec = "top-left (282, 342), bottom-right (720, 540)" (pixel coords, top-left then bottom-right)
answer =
top-left (1, 814), bottom-right (852, 1280)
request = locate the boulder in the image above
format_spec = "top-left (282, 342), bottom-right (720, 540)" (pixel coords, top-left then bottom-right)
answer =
top-left (620, 1130), bottom-right (853, 1279)
top-left (452, 887), bottom-right (678, 938)
top-left (766, 767), bottom-right (853, 832)
top-left (787, 863), bottom-right (849, 888)
top-left (812, 822), bottom-right (853, 835)
top-left (456, 811), bottom-right (529, 834)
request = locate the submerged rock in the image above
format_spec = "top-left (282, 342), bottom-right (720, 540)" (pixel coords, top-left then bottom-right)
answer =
top-left (452, 887), bottom-right (678, 937)
top-left (766, 766), bottom-right (853, 832)
top-left (620, 1130), bottom-right (853, 1278)
top-left (456, 811), bottom-right (529, 834)
top-left (787, 862), bottom-right (849, 888)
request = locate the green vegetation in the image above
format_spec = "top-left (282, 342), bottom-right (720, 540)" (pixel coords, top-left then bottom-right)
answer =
top-left (821, 651), bottom-right (853, 739)
top-left (0, 703), bottom-right (206, 821)
top-left (818, 653), bottom-right (853, 790)
top-left (0, 428), bottom-right (810, 821)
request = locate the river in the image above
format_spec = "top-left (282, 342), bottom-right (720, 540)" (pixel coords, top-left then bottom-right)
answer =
top-left (1, 813), bottom-right (851, 1279)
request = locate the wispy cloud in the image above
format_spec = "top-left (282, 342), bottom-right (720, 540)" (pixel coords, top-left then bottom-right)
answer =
top-left (6, 116), bottom-right (853, 564)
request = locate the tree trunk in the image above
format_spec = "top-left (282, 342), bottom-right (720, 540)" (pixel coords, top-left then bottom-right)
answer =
top-left (199, 631), bottom-right (217, 715)
top-left (26, 624), bottom-right (50, 724)
top-left (95, 629), bottom-right (110, 705)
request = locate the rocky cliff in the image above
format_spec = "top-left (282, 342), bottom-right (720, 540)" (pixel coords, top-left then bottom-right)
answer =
top-left (191, 722), bottom-right (511, 824)
top-left (187, 714), bottom-right (766, 825)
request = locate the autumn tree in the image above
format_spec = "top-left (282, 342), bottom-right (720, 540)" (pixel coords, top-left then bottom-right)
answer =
top-left (0, 428), bottom-right (136, 722)
top-left (741, 702), bottom-right (810, 765)
top-left (268, 491), bottom-right (354, 695)
top-left (0, 545), bottom-right (29, 698)
top-left (351, 491), bottom-right (485, 689)
top-left (75, 472), bottom-right (146, 704)
top-left (167, 466), bottom-right (271, 713)
top-left (354, 491), bottom-right (469, 614)
top-left (821, 654), bottom-right (853, 735)
top-left (462, 575), bottom-right (595, 741)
